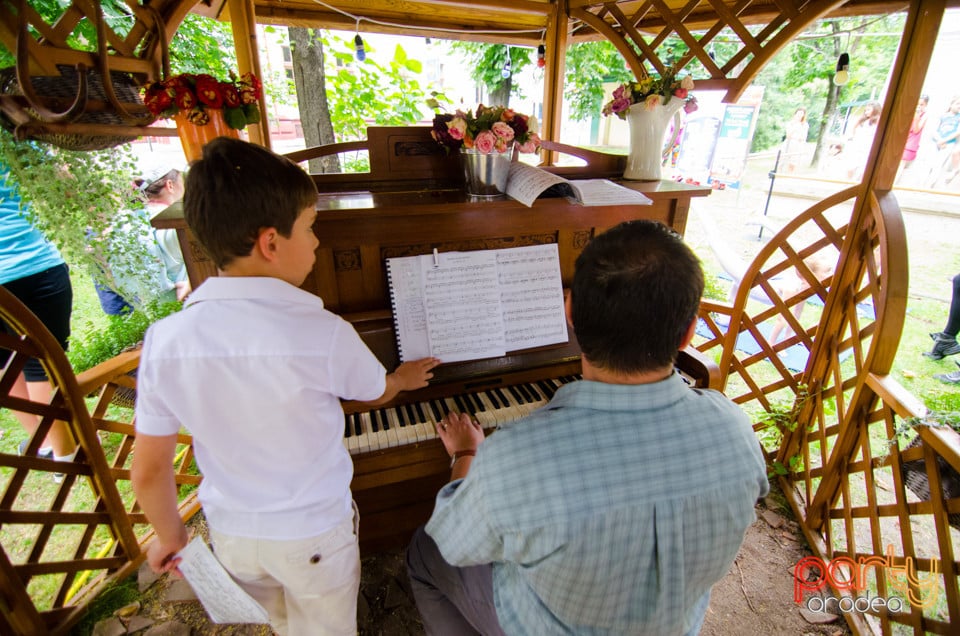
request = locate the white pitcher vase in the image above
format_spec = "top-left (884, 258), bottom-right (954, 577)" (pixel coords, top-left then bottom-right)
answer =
top-left (623, 99), bottom-right (685, 181)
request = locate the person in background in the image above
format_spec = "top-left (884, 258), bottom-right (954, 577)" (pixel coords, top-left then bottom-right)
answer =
top-left (406, 219), bottom-right (769, 635)
top-left (0, 162), bottom-right (78, 475)
top-left (925, 273), bottom-right (960, 367)
top-left (95, 164), bottom-right (190, 315)
top-left (131, 138), bottom-right (440, 636)
top-left (846, 101), bottom-right (881, 181)
top-left (138, 165), bottom-right (191, 301)
top-left (929, 96), bottom-right (960, 189)
top-left (783, 106), bottom-right (809, 173)
top-left (768, 253), bottom-right (835, 347)
top-left (897, 95), bottom-right (929, 184)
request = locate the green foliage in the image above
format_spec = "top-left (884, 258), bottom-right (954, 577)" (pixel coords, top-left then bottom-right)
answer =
top-left (324, 36), bottom-right (436, 140)
top-left (564, 42), bottom-right (633, 122)
top-left (702, 271), bottom-right (726, 301)
top-left (750, 14), bottom-right (905, 153)
top-left (169, 13), bottom-right (237, 77)
top-left (447, 41), bottom-right (533, 104)
top-left (70, 575), bottom-right (140, 636)
top-left (0, 132), bottom-right (167, 310)
top-left (890, 410), bottom-right (960, 445)
top-left (68, 300), bottom-right (181, 373)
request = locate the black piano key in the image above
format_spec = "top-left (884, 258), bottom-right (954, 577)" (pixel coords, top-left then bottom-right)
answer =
top-left (462, 393), bottom-right (479, 413)
top-left (468, 392), bottom-right (486, 412)
top-left (537, 380), bottom-right (556, 399)
top-left (344, 416), bottom-right (351, 438)
top-left (507, 384), bottom-right (526, 404)
top-left (526, 383), bottom-right (543, 401)
top-left (370, 410), bottom-right (380, 432)
top-left (352, 413), bottom-right (362, 437)
top-left (378, 408), bottom-right (390, 430)
top-left (395, 404), bottom-right (407, 427)
top-left (518, 383), bottom-right (536, 402)
top-left (453, 394), bottom-right (470, 414)
top-left (493, 388), bottom-right (510, 407)
top-left (429, 399), bottom-right (443, 422)
top-left (484, 389), bottom-right (501, 409)
top-left (413, 402), bottom-right (427, 424)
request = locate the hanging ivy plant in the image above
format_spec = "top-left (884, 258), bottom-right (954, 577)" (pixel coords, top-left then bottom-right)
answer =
top-left (0, 131), bottom-right (166, 310)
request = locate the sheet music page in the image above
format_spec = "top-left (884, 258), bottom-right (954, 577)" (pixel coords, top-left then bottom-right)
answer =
top-left (176, 537), bottom-right (270, 624)
top-left (387, 256), bottom-right (431, 361)
top-left (496, 244), bottom-right (569, 350)
top-left (420, 250), bottom-right (506, 363)
top-left (505, 162), bottom-right (570, 207)
top-left (567, 179), bottom-right (654, 206)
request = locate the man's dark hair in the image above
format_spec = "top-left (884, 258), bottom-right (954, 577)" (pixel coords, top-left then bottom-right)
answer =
top-left (184, 137), bottom-right (317, 269)
top-left (570, 220), bottom-right (703, 373)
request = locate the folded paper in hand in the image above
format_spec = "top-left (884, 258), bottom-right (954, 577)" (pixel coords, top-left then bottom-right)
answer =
top-left (176, 537), bottom-right (270, 624)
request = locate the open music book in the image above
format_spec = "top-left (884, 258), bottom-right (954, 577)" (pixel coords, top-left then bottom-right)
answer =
top-left (505, 162), bottom-right (655, 208)
top-left (386, 244), bottom-right (569, 364)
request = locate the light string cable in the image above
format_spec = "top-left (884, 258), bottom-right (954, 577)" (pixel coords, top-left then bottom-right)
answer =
top-left (310, 0), bottom-right (546, 36)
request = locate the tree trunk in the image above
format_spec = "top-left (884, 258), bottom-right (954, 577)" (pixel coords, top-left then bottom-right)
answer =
top-left (288, 27), bottom-right (339, 174)
top-left (811, 22), bottom-right (845, 169)
top-left (489, 78), bottom-right (511, 108)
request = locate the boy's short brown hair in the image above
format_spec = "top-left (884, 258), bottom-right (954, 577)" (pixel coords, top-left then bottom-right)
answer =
top-left (184, 137), bottom-right (318, 269)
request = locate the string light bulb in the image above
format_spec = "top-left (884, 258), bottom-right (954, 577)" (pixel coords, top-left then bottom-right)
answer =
top-left (537, 44), bottom-right (546, 68)
top-left (354, 34), bottom-right (366, 61)
top-left (834, 52), bottom-right (850, 86)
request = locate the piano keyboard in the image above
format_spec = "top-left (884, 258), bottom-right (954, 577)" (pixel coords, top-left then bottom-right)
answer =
top-left (343, 376), bottom-right (582, 456)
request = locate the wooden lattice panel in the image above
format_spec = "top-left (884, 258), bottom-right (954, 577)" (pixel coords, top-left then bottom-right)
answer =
top-left (782, 372), bottom-right (960, 634)
top-left (569, 0), bottom-right (836, 100)
top-left (693, 187), bottom-right (872, 442)
top-left (0, 288), bottom-right (197, 635)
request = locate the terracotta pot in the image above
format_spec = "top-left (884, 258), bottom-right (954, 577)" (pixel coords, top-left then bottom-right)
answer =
top-left (174, 110), bottom-right (240, 162)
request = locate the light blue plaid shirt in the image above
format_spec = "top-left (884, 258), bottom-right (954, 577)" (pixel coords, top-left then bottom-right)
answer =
top-left (426, 374), bottom-right (769, 635)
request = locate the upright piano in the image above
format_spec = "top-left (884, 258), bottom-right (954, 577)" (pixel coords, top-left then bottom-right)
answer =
top-left (153, 126), bottom-right (713, 552)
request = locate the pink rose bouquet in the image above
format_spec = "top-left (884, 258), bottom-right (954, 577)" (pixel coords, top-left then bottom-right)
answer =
top-left (431, 104), bottom-right (541, 154)
top-left (602, 69), bottom-right (697, 119)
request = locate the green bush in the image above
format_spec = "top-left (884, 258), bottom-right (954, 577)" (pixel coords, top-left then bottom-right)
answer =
top-left (68, 300), bottom-right (181, 373)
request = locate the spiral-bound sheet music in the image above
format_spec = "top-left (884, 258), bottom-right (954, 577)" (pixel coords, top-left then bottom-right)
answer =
top-left (386, 244), bottom-right (568, 363)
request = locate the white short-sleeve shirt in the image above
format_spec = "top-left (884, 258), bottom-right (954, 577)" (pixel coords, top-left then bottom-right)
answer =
top-left (135, 276), bottom-right (386, 539)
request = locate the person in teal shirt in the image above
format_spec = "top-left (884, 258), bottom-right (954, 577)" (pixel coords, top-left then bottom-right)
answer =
top-left (0, 164), bottom-right (78, 474)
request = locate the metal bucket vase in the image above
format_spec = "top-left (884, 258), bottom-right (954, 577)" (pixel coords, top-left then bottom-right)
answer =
top-left (623, 100), bottom-right (685, 181)
top-left (460, 144), bottom-right (514, 197)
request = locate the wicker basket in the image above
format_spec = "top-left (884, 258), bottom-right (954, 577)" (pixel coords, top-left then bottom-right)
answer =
top-left (900, 435), bottom-right (960, 530)
top-left (0, 65), bottom-right (147, 151)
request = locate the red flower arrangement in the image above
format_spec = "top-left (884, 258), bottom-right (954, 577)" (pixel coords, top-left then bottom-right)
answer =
top-left (143, 71), bottom-right (262, 130)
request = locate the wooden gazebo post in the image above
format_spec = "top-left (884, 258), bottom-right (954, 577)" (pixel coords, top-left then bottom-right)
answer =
top-left (226, 0), bottom-right (270, 148)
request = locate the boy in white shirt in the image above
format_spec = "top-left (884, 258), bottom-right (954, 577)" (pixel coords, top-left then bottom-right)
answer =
top-left (131, 137), bottom-right (439, 635)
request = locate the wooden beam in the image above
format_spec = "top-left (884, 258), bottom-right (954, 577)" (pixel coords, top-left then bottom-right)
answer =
top-left (226, 0), bottom-right (271, 149)
top-left (541, 1), bottom-right (566, 161)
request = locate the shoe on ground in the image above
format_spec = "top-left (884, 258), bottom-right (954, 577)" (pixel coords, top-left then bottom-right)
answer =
top-left (923, 335), bottom-right (960, 360)
top-left (935, 361), bottom-right (960, 384)
top-left (17, 440), bottom-right (53, 460)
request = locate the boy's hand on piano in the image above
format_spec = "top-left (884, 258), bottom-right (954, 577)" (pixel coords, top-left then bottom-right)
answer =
top-left (394, 357), bottom-right (442, 391)
top-left (370, 357), bottom-right (441, 405)
top-left (437, 412), bottom-right (485, 457)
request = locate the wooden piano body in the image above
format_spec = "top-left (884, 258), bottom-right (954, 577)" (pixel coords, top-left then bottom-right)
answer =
top-left (153, 126), bottom-right (713, 552)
